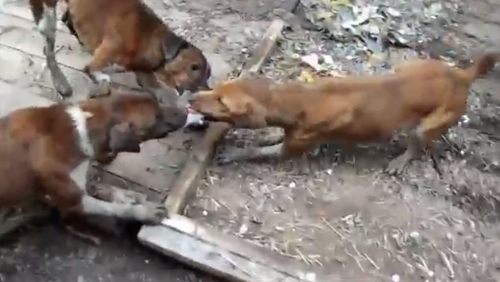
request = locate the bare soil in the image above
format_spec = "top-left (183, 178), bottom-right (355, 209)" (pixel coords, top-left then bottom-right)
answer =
top-left (0, 219), bottom-right (223, 282)
top-left (186, 0), bottom-right (500, 280)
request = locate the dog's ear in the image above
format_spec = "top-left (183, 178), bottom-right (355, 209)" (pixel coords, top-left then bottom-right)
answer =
top-left (108, 122), bottom-right (141, 153)
top-left (220, 95), bottom-right (249, 115)
top-left (162, 31), bottom-right (189, 61)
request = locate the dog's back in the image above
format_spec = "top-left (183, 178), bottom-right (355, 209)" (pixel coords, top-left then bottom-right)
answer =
top-left (68, 0), bottom-right (161, 53)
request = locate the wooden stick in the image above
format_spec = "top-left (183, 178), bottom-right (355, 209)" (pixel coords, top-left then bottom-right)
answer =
top-left (164, 19), bottom-right (285, 214)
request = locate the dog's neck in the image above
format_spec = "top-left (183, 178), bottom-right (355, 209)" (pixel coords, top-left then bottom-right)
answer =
top-left (68, 97), bottom-right (118, 160)
top-left (247, 81), bottom-right (307, 129)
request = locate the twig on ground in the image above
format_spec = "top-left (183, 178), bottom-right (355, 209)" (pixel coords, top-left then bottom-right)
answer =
top-left (345, 249), bottom-right (365, 272)
top-left (295, 248), bottom-right (311, 265)
top-left (322, 217), bottom-right (346, 240)
top-left (439, 250), bottom-right (455, 279)
top-left (364, 253), bottom-right (380, 270)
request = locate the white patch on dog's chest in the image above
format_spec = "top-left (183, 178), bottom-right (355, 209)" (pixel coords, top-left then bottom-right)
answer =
top-left (70, 159), bottom-right (90, 192)
top-left (65, 105), bottom-right (95, 157)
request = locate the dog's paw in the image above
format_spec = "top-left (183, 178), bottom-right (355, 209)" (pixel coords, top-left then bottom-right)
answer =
top-left (89, 81), bottom-right (111, 98)
top-left (95, 152), bottom-right (117, 164)
top-left (215, 147), bottom-right (248, 165)
top-left (135, 202), bottom-right (168, 224)
top-left (385, 154), bottom-right (410, 176)
top-left (93, 71), bottom-right (111, 83)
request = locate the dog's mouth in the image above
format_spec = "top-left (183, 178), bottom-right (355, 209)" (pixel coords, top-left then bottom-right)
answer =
top-left (201, 113), bottom-right (218, 122)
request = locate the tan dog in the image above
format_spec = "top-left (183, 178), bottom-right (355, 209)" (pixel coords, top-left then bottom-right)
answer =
top-left (189, 53), bottom-right (500, 174)
top-left (30, 0), bottom-right (211, 99)
top-left (0, 93), bottom-right (187, 223)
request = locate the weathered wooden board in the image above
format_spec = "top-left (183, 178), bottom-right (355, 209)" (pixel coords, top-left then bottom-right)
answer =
top-left (139, 215), bottom-right (318, 282)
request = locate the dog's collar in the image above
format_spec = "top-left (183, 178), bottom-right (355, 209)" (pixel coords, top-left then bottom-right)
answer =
top-left (65, 105), bottom-right (95, 158)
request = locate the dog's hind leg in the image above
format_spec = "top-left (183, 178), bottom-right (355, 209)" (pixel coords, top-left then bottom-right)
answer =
top-left (32, 0), bottom-right (73, 98)
top-left (387, 109), bottom-right (460, 175)
top-left (386, 129), bottom-right (421, 175)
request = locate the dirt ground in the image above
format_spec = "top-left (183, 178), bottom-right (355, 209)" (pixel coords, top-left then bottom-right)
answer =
top-left (186, 0), bottom-right (500, 281)
top-left (0, 219), bottom-right (225, 282)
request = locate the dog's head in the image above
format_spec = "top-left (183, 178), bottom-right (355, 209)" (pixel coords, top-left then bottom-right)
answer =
top-left (155, 32), bottom-right (211, 94)
top-left (188, 78), bottom-right (271, 128)
top-left (107, 94), bottom-right (187, 153)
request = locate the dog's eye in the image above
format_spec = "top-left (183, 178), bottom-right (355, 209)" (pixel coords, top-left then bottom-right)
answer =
top-left (190, 64), bottom-right (200, 72)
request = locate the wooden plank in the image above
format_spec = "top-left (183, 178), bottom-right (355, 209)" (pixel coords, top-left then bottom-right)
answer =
top-left (138, 214), bottom-right (318, 282)
top-left (164, 19), bottom-right (286, 214)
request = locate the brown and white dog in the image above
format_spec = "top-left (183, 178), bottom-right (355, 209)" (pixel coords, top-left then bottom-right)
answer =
top-left (0, 93), bottom-right (187, 223)
top-left (30, 0), bottom-right (211, 100)
top-left (189, 53), bottom-right (500, 174)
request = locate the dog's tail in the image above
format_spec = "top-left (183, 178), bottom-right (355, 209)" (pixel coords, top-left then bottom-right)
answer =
top-left (457, 52), bottom-right (500, 83)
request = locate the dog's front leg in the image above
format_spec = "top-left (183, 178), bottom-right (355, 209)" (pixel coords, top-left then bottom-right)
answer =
top-left (256, 128), bottom-right (285, 147)
top-left (216, 143), bottom-right (285, 164)
top-left (43, 174), bottom-right (167, 224)
top-left (37, 157), bottom-right (167, 224)
top-left (77, 195), bottom-right (167, 224)
top-left (84, 40), bottom-right (121, 98)
top-left (36, 2), bottom-right (72, 98)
